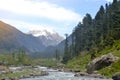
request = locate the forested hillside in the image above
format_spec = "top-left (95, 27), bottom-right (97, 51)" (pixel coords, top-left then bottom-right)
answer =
top-left (62, 0), bottom-right (120, 77)
top-left (63, 0), bottom-right (120, 63)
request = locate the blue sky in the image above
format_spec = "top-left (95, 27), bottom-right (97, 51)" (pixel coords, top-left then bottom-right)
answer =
top-left (0, 0), bottom-right (112, 37)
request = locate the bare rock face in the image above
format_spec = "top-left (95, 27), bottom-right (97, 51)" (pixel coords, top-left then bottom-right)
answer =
top-left (87, 53), bottom-right (119, 74)
top-left (28, 30), bottom-right (64, 47)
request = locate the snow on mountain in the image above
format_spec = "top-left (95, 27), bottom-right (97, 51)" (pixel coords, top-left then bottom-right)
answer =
top-left (28, 29), bottom-right (56, 37)
top-left (28, 29), bottom-right (64, 46)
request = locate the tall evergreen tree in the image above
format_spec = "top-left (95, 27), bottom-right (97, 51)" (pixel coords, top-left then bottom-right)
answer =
top-left (55, 49), bottom-right (60, 61)
top-left (62, 34), bottom-right (69, 64)
top-left (63, 0), bottom-right (120, 63)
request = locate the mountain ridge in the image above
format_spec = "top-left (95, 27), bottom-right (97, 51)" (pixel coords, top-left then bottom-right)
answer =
top-left (0, 21), bottom-right (45, 54)
top-left (28, 29), bottom-right (64, 46)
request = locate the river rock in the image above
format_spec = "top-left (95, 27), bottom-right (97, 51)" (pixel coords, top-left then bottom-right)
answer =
top-left (87, 53), bottom-right (119, 74)
top-left (89, 73), bottom-right (105, 79)
top-left (40, 71), bottom-right (49, 76)
top-left (74, 72), bottom-right (88, 77)
top-left (112, 74), bottom-right (120, 80)
top-left (74, 71), bottom-right (105, 79)
top-left (73, 69), bottom-right (81, 72)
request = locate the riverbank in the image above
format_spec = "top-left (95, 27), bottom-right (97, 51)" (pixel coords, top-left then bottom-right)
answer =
top-left (0, 65), bottom-right (113, 80)
top-left (57, 68), bottom-right (108, 79)
top-left (0, 66), bottom-right (48, 80)
top-left (20, 67), bottom-right (112, 80)
top-left (44, 64), bottom-right (110, 80)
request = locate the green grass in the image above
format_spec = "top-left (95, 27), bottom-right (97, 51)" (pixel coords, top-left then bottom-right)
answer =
top-left (66, 40), bottom-right (120, 78)
top-left (33, 58), bottom-right (58, 67)
top-left (99, 59), bottom-right (120, 78)
top-left (112, 40), bottom-right (120, 50)
top-left (94, 40), bottom-right (120, 57)
top-left (0, 53), bottom-right (33, 66)
top-left (98, 40), bottom-right (120, 78)
top-left (66, 52), bottom-right (91, 70)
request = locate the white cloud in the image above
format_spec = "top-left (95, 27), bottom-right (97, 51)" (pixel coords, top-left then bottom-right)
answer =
top-left (0, 0), bottom-right (81, 22)
top-left (85, 0), bottom-right (101, 2)
top-left (1, 18), bottom-right (74, 37)
top-left (86, 0), bottom-right (113, 2)
top-left (1, 18), bottom-right (55, 32)
top-left (105, 0), bottom-right (113, 2)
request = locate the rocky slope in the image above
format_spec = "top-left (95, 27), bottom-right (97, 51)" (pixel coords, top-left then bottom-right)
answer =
top-left (28, 30), bottom-right (64, 46)
top-left (41, 34), bottom-right (72, 58)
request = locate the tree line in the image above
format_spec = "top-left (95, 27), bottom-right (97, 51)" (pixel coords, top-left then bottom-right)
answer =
top-left (63, 0), bottom-right (120, 63)
top-left (0, 50), bottom-right (32, 66)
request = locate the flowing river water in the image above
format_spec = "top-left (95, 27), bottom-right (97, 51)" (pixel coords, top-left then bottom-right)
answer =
top-left (20, 67), bottom-right (112, 80)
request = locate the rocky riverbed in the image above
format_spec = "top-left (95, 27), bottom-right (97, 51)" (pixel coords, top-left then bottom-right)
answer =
top-left (0, 66), bottom-right (48, 80)
top-left (0, 66), bottom-right (113, 80)
top-left (20, 67), bottom-right (112, 80)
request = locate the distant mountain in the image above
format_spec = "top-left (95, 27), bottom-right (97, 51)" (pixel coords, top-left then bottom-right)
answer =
top-left (42, 34), bottom-right (72, 58)
top-left (0, 21), bottom-right (45, 54)
top-left (28, 30), bottom-right (64, 46)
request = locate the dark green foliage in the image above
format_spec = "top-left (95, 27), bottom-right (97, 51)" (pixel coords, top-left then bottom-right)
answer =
top-left (62, 0), bottom-right (120, 64)
top-left (62, 34), bottom-right (70, 64)
top-left (83, 13), bottom-right (92, 26)
top-left (0, 50), bottom-right (33, 66)
top-left (113, 0), bottom-right (117, 4)
top-left (55, 49), bottom-right (60, 61)
top-left (72, 0), bottom-right (120, 57)
top-left (95, 5), bottom-right (105, 20)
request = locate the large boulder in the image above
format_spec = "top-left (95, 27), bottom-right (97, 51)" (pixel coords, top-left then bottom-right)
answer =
top-left (87, 53), bottom-right (119, 74)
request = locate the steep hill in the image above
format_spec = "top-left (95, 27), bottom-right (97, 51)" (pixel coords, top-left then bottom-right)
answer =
top-left (64, 0), bottom-right (120, 78)
top-left (0, 21), bottom-right (45, 53)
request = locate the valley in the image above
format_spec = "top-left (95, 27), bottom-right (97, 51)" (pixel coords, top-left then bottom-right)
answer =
top-left (0, 0), bottom-right (120, 80)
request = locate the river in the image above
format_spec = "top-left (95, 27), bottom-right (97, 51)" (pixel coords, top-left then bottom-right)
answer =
top-left (20, 66), bottom-right (112, 80)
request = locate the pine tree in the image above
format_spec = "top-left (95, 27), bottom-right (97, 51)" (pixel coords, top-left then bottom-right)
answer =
top-left (68, 0), bottom-right (120, 62)
top-left (55, 49), bottom-right (60, 61)
top-left (62, 34), bottom-right (69, 64)
top-left (113, 0), bottom-right (117, 4)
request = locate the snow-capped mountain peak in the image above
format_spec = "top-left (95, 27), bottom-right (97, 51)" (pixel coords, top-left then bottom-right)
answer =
top-left (28, 29), bottom-right (57, 37)
top-left (28, 29), bottom-right (64, 46)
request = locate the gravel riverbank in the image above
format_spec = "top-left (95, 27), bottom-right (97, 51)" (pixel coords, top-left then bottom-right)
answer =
top-left (0, 66), bottom-right (48, 80)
